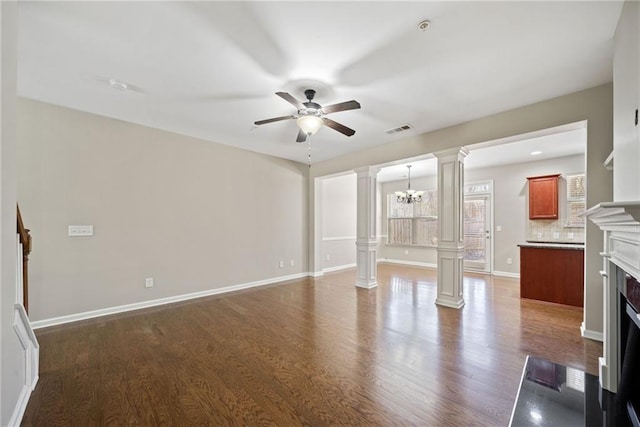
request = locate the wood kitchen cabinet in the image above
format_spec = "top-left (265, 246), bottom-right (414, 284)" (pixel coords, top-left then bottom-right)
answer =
top-left (527, 174), bottom-right (560, 219)
top-left (519, 245), bottom-right (584, 307)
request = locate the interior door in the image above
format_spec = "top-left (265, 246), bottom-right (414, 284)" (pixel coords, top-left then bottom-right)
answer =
top-left (464, 195), bottom-right (491, 272)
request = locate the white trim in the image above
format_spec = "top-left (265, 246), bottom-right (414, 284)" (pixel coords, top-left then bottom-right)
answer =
top-left (508, 355), bottom-right (530, 427)
top-left (322, 235), bottom-right (386, 241)
top-left (493, 270), bottom-right (520, 279)
top-left (580, 322), bottom-right (604, 342)
top-left (380, 259), bottom-right (437, 270)
top-left (31, 272), bottom-right (311, 329)
top-left (323, 263), bottom-right (357, 273)
top-left (322, 236), bottom-right (356, 241)
top-left (9, 304), bottom-right (39, 427)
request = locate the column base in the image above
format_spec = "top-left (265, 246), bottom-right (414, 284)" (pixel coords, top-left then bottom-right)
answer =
top-left (435, 297), bottom-right (465, 309)
top-left (355, 281), bottom-right (378, 289)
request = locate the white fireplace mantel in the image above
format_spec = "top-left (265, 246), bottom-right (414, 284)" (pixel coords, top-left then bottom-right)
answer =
top-left (585, 201), bottom-right (640, 392)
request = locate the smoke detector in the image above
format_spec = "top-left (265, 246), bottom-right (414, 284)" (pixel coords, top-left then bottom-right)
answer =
top-left (418, 20), bottom-right (430, 31)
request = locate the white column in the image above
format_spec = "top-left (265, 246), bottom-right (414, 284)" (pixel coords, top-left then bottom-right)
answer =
top-left (435, 147), bottom-right (468, 308)
top-left (355, 166), bottom-right (379, 289)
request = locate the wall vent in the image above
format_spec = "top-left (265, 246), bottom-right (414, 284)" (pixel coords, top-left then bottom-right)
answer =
top-left (385, 124), bottom-right (413, 135)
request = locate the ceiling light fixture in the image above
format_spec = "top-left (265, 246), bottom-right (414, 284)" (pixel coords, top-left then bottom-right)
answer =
top-left (108, 78), bottom-right (129, 91)
top-left (297, 115), bottom-right (323, 136)
top-left (395, 165), bottom-right (424, 204)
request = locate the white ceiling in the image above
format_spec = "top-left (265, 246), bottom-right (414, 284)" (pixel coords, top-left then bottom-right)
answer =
top-left (17, 1), bottom-right (622, 164)
top-left (376, 126), bottom-right (587, 182)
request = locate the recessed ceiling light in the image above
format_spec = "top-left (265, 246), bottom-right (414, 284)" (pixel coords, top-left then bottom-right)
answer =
top-left (108, 78), bottom-right (129, 91)
top-left (531, 151), bottom-right (542, 156)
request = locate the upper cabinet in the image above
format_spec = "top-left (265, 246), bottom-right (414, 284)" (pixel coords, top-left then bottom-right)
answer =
top-left (527, 174), bottom-right (560, 219)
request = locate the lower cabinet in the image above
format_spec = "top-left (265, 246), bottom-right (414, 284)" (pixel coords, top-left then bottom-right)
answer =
top-left (520, 246), bottom-right (584, 307)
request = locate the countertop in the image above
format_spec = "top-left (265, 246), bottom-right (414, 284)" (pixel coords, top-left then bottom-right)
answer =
top-left (518, 242), bottom-right (585, 250)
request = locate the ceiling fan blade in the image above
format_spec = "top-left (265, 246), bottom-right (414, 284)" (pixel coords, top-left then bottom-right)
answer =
top-left (323, 118), bottom-right (356, 137)
top-left (276, 92), bottom-right (303, 109)
top-left (322, 100), bottom-right (361, 114)
top-left (296, 129), bottom-right (308, 143)
top-left (254, 115), bottom-right (296, 125)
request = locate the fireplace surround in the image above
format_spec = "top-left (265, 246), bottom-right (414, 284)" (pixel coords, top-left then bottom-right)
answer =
top-left (586, 202), bottom-right (640, 426)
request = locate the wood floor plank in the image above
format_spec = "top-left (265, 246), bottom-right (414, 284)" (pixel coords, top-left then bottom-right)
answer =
top-left (22, 264), bottom-right (602, 426)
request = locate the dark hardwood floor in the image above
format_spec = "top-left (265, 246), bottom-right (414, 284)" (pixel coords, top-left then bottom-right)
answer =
top-left (22, 264), bottom-right (602, 426)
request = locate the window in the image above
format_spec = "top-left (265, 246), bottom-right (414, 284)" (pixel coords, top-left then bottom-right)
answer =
top-left (387, 190), bottom-right (438, 246)
top-left (565, 174), bottom-right (586, 227)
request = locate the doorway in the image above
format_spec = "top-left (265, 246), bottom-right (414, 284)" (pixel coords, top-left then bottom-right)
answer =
top-left (464, 182), bottom-right (493, 273)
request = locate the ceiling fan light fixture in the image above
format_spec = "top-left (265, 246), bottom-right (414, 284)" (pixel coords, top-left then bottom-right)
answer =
top-left (297, 115), bottom-right (323, 136)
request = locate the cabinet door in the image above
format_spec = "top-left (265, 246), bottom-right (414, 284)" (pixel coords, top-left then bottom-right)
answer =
top-left (528, 175), bottom-right (560, 219)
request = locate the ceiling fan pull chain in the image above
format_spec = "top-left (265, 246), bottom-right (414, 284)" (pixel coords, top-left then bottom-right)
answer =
top-left (308, 136), bottom-right (312, 167)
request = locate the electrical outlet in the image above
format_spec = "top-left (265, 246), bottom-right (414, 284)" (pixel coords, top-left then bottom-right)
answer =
top-left (496, 225), bottom-right (502, 232)
top-left (290, 259), bottom-right (294, 267)
top-left (553, 232), bottom-right (560, 239)
top-left (404, 249), bottom-right (409, 255)
top-left (568, 233), bottom-right (574, 240)
top-left (506, 258), bottom-right (513, 265)
top-left (536, 233), bottom-right (542, 239)
top-left (279, 260), bottom-right (284, 268)
top-left (145, 277), bottom-right (154, 288)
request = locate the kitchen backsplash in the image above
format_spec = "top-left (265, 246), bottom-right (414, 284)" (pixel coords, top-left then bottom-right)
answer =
top-left (527, 219), bottom-right (585, 243)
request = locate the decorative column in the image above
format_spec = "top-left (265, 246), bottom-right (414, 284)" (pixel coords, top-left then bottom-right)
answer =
top-left (435, 147), bottom-right (469, 308)
top-left (355, 166), bottom-right (380, 289)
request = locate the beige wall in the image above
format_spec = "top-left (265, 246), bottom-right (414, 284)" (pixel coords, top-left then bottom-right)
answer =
top-left (17, 99), bottom-right (308, 322)
top-left (613, 0), bottom-right (640, 201)
top-left (311, 84), bottom-right (613, 336)
top-left (321, 173), bottom-right (357, 271)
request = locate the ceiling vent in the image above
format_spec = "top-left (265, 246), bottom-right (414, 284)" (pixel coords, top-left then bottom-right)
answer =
top-left (385, 124), bottom-right (413, 135)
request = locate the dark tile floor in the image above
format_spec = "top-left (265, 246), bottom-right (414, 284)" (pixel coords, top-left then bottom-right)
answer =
top-left (510, 356), bottom-right (631, 426)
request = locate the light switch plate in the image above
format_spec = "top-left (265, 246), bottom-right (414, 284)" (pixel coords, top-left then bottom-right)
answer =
top-left (68, 225), bottom-right (93, 236)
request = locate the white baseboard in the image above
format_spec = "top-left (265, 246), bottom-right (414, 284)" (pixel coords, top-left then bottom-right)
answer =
top-left (493, 270), bottom-right (520, 279)
top-left (581, 322), bottom-right (604, 342)
top-left (31, 272), bottom-right (311, 329)
top-left (380, 259), bottom-right (437, 270)
top-left (309, 271), bottom-right (324, 278)
top-left (323, 263), bottom-right (356, 273)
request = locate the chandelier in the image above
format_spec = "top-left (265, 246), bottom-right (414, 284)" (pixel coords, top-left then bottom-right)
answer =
top-left (395, 165), bottom-right (424, 204)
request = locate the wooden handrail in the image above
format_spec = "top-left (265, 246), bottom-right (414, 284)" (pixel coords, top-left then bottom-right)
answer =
top-left (17, 205), bottom-right (31, 314)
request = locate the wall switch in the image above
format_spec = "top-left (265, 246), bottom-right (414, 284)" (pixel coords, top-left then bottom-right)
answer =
top-left (326, 254), bottom-right (330, 261)
top-left (68, 225), bottom-right (94, 237)
top-left (404, 249), bottom-right (409, 255)
top-left (290, 259), bottom-right (294, 267)
top-left (279, 260), bottom-right (284, 268)
top-left (568, 232), bottom-right (574, 240)
top-left (536, 233), bottom-right (542, 239)
top-left (506, 258), bottom-right (513, 265)
top-left (145, 277), bottom-right (154, 288)
top-left (496, 225), bottom-right (502, 232)
top-left (553, 232), bottom-right (560, 238)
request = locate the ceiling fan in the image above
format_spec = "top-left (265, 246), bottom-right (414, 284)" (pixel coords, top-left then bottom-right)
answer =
top-left (254, 89), bottom-right (361, 143)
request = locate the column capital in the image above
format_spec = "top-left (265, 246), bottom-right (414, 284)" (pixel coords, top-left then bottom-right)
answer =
top-left (434, 146), bottom-right (469, 160)
top-left (354, 166), bottom-right (381, 177)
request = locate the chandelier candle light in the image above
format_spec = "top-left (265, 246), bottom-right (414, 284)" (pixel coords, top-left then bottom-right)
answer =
top-left (395, 165), bottom-right (424, 204)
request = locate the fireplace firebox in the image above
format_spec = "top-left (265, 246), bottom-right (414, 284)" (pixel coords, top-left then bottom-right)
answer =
top-left (618, 268), bottom-right (640, 427)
